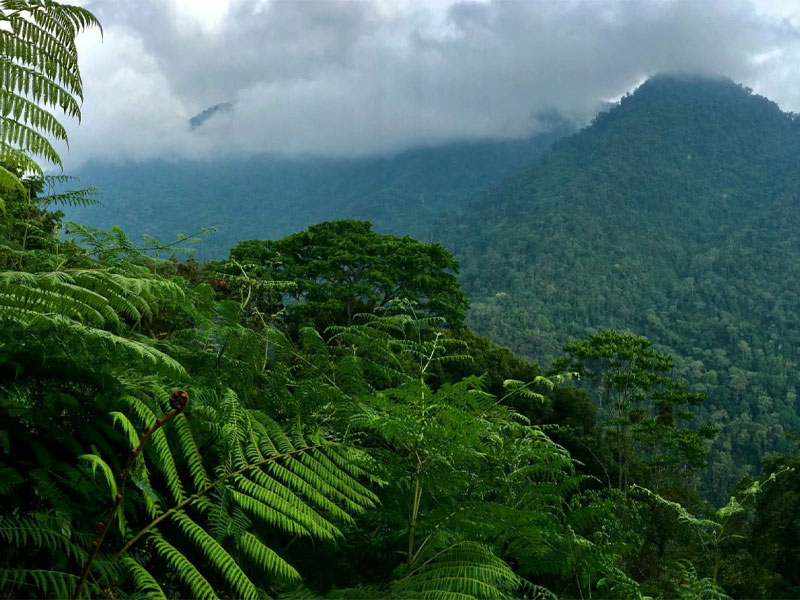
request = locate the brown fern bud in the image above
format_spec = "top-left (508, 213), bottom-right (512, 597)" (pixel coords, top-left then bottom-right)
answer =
top-left (115, 493), bottom-right (123, 502)
top-left (104, 588), bottom-right (119, 600)
top-left (169, 389), bottom-right (189, 413)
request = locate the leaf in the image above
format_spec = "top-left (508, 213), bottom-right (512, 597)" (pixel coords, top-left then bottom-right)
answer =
top-left (78, 453), bottom-right (117, 501)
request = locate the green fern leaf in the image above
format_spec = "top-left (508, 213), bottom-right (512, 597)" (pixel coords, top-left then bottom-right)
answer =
top-left (150, 531), bottom-right (219, 600)
top-left (122, 557), bottom-right (167, 600)
top-left (172, 511), bottom-right (259, 600)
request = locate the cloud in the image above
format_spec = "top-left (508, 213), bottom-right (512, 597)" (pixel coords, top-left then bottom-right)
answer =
top-left (62, 0), bottom-right (800, 167)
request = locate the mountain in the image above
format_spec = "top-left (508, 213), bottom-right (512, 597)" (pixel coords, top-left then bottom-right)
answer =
top-left (189, 102), bottom-right (233, 129)
top-left (440, 75), bottom-right (800, 498)
top-left (66, 121), bottom-right (573, 257)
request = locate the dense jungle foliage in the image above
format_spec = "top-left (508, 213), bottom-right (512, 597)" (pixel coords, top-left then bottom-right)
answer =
top-left (2, 3), bottom-right (800, 599)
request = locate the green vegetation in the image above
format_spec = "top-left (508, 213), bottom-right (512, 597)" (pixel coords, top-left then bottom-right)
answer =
top-left (445, 75), bottom-right (800, 501)
top-left (553, 330), bottom-right (715, 494)
top-left (2, 4), bottom-right (800, 599)
top-left (66, 123), bottom-right (573, 258)
top-left (220, 220), bottom-right (468, 332)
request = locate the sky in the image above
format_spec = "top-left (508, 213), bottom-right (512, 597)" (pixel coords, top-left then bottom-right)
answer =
top-left (62, 0), bottom-right (800, 167)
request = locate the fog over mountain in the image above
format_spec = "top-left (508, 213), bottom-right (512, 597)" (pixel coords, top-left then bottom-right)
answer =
top-left (63, 0), bottom-right (800, 168)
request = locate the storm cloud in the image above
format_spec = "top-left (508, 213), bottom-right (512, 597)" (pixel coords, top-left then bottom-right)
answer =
top-left (63, 0), bottom-right (800, 167)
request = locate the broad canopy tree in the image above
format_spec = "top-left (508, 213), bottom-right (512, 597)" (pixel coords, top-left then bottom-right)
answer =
top-left (224, 219), bottom-right (469, 332)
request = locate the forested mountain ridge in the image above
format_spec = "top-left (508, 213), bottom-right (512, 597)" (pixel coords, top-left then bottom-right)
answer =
top-left (67, 120), bottom-right (573, 257)
top-left (443, 75), bottom-right (800, 498)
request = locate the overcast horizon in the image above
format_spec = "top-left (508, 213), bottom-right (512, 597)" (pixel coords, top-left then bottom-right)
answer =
top-left (61, 0), bottom-right (800, 168)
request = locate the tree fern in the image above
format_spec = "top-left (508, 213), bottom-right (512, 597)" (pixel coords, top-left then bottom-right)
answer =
top-left (104, 388), bottom-right (380, 598)
top-left (0, 0), bottom-right (100, 185)
top-left (380, 542), bottom-right (522, 600)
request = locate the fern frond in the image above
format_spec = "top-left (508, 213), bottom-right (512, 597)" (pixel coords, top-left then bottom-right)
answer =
top-left (120, 394), bottom-right (185, 503)
top-left (232, 476), bottom-right (340, 539)
top-left (236, 529), bottom-right (301, 583)
top-left (150, 531), bottom-right (218, 600)
top-left (0, 568), bottom-right (88, 599)
top-left (107, 388), bottom-right (379, 597)
top-left (172, 412), bottom-right (211, 492)
top-left (0, 268), bottom-right (187, 376)
top-left (122, 557), bottom-right (167, 600)
top-left (171, 510), bottom-right (259, 600)
top-left (673, 560), bottom-right (730, 600)
top-left (109, 411), bottom-right (140, 450)
top-left (79, 452), bottom-right (117, 502)
top-left (0, 513), bottom-right (85, 562)
top-left (0, 463), bottom-right (23, 494)
top-left (396, 542), bottom-right (522, 600)
top-left (38, 185), bottom-right (101, 207)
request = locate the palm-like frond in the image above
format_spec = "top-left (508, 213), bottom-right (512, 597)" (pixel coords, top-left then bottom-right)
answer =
top-left (0, 0), bottom-right (100, 183)
top-left (0, 568), bottom-right (83, 599)
top-left (395, 542), bottom-right (522, 600)
top-left (0, 268), bottom-right (186, 376)
top-left (113, 389), bottom-right (380, 598)
top-left (673, 560), bottom-right (730, 600)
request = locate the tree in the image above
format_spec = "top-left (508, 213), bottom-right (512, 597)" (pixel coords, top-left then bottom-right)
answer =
top-left (224, 220), bottom-right (469, 332)
top-left (717, 452), bottom-right (800, 598)
top-left (554, 330), bottom-right (714, 493)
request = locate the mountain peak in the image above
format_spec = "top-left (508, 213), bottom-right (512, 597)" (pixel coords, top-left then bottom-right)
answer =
top-left (189, 102), bottom-right (233, 130)
top-left (568, 74), bottom-right (795, 166)
top-left (602, 74), bottom-right (784, 123)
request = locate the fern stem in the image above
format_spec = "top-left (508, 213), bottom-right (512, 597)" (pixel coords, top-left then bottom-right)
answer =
top-left (113, 441), bottom-right (336, 560)
top-left (712, 529), bottom-right (720, 583)
top-left (407, 456), bottom-right (423, 569)
top-left (72, 393), bottom-right (188, 600)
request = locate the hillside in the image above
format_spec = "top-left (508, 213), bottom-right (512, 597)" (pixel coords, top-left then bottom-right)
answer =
top-left (441, 75), bottom-right (800, 498)
top-left (67, 122), bottom-right (572, 257)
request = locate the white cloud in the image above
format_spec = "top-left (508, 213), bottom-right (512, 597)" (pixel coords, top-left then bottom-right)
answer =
top-left (60, 0), bottom-right (800, 167)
